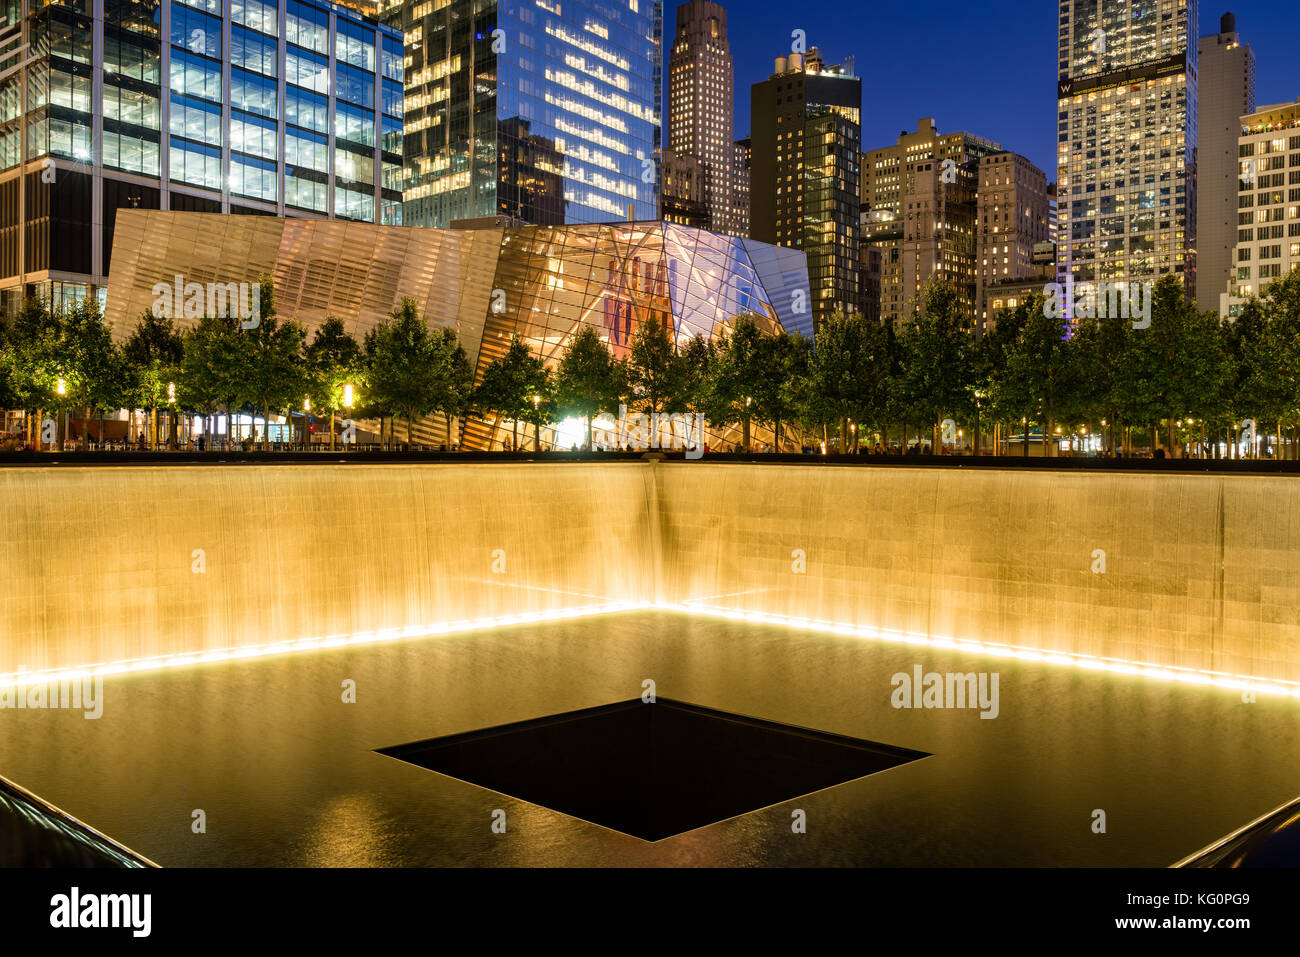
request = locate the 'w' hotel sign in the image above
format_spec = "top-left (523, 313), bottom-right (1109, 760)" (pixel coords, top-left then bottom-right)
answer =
top-left (1058, 52), bottom-right (1189, 97)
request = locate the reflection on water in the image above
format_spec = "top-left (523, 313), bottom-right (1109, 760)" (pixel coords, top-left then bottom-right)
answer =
top-left (1, 610), bottom-right (1298, 867)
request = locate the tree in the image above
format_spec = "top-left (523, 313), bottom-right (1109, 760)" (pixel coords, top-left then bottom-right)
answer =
top-left (305, 317), bottom-right (363, 450)
top-left (553, 327), bottom-right (623, 450)
top-left (991, 302), bottom-right (1076, 457)
top-left (702, 313), bottom-right (769, 450)
top-left (365, 297), bottom-right (440, 446)
top-left (476, 335), bottom-right (547, 451)
top-left (897, 279), bottom-right (976, 452)
top-left (805, 308), bottom-right (888, 453)
top-left (179, 313), bottom-right (243, 449)
top-left (762, 331), bottom-right (810, 453)
top-left (238, 282), bottom-right (306, 449)
top-left (1115, 275), bottom-right (1212, 456)
top-left (124, 311), bottom-right (183, 449)
top-left (625, 318), bottom-right (686, 419)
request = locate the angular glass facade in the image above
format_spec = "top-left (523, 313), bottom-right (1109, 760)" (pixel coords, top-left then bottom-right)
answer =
top-left (0, 0), bottom-right (402, 310)
top-left (104, 211), bottom-right (810, 448)
top-left (388, 0), bottom-right (660, 229)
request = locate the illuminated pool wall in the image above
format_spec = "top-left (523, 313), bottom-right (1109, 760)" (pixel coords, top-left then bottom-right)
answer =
top-left (3, 461), bottom-right (1299, 685)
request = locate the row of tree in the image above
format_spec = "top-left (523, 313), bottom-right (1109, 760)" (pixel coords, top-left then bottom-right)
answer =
top-left (4, 269), bottom-right (1300, 456)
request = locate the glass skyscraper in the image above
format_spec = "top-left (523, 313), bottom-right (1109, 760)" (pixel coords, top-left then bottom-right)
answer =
top-left (0, 0), bottom-right (402, 313)
top-left (386, 0), bottom-right (661, 229)
top-left (1056, 0), bottom-right (1197, 295)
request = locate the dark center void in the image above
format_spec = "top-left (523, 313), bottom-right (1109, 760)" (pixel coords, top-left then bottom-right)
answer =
top-left (377, 698), bottom-right (929, 842)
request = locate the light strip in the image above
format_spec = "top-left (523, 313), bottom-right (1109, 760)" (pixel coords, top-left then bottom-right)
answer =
top-left (0, 601), bottom-right (650, 691)
top-left (6, 600), bottom-right (1300, 702)
top-left (674, 602), bottom-right (1300, 700)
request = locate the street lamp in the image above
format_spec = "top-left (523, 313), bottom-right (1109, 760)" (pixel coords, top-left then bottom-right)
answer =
top-left (56, 378), bottom-right (67, 451)
top-left (303, 396), bottom-right (311, 450)
top-left (532, 394), bottom-right (540, 451)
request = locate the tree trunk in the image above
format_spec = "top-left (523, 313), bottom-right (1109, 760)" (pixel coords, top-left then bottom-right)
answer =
top-left (585, 413), bottom-right (593, 452)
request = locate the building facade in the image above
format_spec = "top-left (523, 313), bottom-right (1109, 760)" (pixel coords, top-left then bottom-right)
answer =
top-left (1221, 99), bottom-right (1300, 316)
top-left (1056, 0), bottom-right (1198, 302)
top-left (385, 0), bottom-right (661, 229)
top-left (1197, 11), bottom-right (1254, 311)
top-left (0, 0), bottom-right (402, 314)
top-left (860, 118), bottom-right (1002, 324)
top-left (975, 152), bottom-right (1053, 330)
top-left (659, 147), bottom-right (708, 227)
top-left (730, 135), bottom-right (749, 237)
top-left (750, 46), bottom-right (860, 327)
top-left (664, 0), bottom-right (739, 235)
top-left (104, 210), bottom-right (812, 447)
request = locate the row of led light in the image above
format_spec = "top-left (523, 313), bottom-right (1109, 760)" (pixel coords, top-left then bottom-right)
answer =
top-left (0, 601), bottom-right (653, 691)
top-left (5, 599), bottom-right (1299, 701)
top-left (675, 601), bottom-right (1300, 700)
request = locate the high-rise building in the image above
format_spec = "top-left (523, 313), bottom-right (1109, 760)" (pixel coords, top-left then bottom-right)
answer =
top-left (1221, 99), bottom-right (1300, 316)
top-left (665, 0), bottom-right (739, 235)
top-left (975, 152), bottom-right (1053, 329)
top-left (731, 135), bottom-right (750, 237)
top-left (859, 118), bottom-right (1001, 324)
top-left (386, 0), bottom-right (662, 229)
top-left (1197, 11), bottom-right (1254, 310)
top-left (750, 46), bottom-right (860, 326)
top-left (0, 0), bottom-right (403, 314)
top-left (660, 147), bottom-right (708, 227)
top-left (1056, 0), bottom-right (1198, 301)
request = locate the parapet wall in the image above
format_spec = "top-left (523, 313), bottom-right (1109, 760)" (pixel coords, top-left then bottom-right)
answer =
top-left (2, 461), bottom-right (1298, 683)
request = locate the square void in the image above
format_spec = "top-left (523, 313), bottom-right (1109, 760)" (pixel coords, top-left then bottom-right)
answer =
top-left (377, 698), bottom-right (928, 842)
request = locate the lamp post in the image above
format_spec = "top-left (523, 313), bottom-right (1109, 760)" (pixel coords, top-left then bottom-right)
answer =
top-left (532, 394), bottom-right (540, 451)
top-left (56, 377), bottom-right (66, 450)
top-left (342, 384), bottom-right (354, 451)
top-left (303, 396), bottom-right (311, 451)
top-left (167, 381), bottom-right (176, 451)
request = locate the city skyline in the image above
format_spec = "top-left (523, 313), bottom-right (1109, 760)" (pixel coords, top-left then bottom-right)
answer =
top-left (716, 0), bottom-right (1294, 177)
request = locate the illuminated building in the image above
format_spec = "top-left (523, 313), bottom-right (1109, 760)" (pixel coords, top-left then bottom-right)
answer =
top-left (104, 209), bottom-right (810, 447)
top-left (383, 0), bottom-right (662, 229)
top-left (860, 119), bottom-right (1002, 324)
top-left (750, 46), bottom-right (860, 327)
top-left (731, 135), bottom-right (750, 237)
top-left (975, 152), bottom-right (1053, 330)
top-left (664, 0), bottom-right (741, 236)
top-left (1056, 0), bottom-right (1197, 299)
top-left (1197, 11), bottom-right (1254, 311)
top-left (0, 0), bottom-right (403, 315)
top-left (660, 148), bottom-right (709, 228)
top-left (1221, 99), bottom-right (1300, 317)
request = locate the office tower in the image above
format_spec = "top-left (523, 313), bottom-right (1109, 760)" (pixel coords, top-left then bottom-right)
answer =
top-left (860, 118), bottom-right (1001, 324)
top-left (0, 0), bottom-right (402, 313)
top-left (386, 0), bottom-right (662, 229)
top-left (858, 239), bottom-right (881, 322)
top-left (731, 135), bottom-right (750, 237)
top-left (1056, 0), bottom-right (1198, 302)
top-left (751, 46), bottom-right (860, 326)
top-left (665, 0), bottom-right (739, 235)
top-left (1197, 11), bottom-right (1254, 310)
top-left (975, 152), bottom-right (1053, 329)
top-left (660, 148), bottom-right (708, 227)
top-left (1221, 100), bottom-right (1300, 316)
